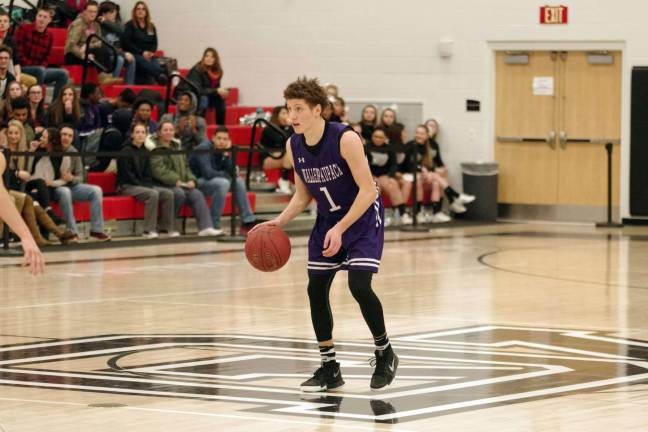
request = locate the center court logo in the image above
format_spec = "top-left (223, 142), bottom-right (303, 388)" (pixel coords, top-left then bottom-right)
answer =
top-left (1, 325), bottom-right (647, 423)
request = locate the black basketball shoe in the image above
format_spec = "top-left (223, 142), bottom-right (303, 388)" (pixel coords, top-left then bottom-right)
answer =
top-left (300, 361), bottom-right (345, 392)
top-left (370, 346), bottom-right (399, 391)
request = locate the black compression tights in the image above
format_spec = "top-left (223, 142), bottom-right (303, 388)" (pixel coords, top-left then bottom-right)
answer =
top-left (307, 270), bottom-right (387, 342)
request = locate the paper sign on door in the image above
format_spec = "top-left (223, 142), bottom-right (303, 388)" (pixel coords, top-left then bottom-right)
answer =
top-left (533, 76), bottom-right (554, 96)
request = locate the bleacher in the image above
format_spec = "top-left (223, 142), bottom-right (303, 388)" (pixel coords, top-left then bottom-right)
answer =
top-left (40, 25), bottom-right (280, 234)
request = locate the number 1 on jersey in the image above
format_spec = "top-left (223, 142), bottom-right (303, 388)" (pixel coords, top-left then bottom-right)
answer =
top-left (320, 186), bottom-right (341, 212)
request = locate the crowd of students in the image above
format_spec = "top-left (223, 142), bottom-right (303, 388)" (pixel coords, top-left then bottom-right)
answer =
top-left (1, 1), bottom-right (259, 245)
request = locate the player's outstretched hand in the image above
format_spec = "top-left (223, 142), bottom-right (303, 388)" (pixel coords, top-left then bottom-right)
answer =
top-left (248, 218), bottom-right (280, 235)
top-left (322, 225), bottom-right (343, 257)
top-left (22, 238), bottom-right (44, 276)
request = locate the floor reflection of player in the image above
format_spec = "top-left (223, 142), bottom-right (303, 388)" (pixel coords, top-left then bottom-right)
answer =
top-left (251, 77), bottom-right (398, 392)
top-left (0, 152), bottom-right (44, 275)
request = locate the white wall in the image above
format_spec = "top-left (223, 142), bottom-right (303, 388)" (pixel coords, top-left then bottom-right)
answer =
top-left (133, 0), bottom-right (648, 218)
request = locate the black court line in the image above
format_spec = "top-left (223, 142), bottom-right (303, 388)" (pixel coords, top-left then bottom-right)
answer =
top-left (477, 249), bottom-right (648, 291)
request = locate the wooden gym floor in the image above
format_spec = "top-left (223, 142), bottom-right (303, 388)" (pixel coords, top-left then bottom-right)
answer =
top-left (1, 222), bottom-right (648, 431)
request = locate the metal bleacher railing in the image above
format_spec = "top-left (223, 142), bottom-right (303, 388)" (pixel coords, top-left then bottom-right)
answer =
top-left (81, 33), bottom-right (118, 84)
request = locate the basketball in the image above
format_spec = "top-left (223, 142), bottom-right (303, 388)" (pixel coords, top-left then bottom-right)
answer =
top-left (245, 225), bottom-right (291, 272)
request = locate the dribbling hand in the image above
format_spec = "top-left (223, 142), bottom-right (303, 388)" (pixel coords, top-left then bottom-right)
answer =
top-left (322, 225), bottom-right (343, 257)
top-left (248, 219), bottom-right (280, 235)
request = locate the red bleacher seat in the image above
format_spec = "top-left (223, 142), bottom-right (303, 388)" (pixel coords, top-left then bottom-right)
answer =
top-left (178, 68), bottom-right (189, 77)
top-left (103, 84), bottom-right (166, 99)
top-left (46, 46), bottom-right (65, 66)
top-left (49, 28), bottom-right (67, 46)
top-left (225, 106), bottom-right (274, 125)
top-left (87, 172), bottom-right (117, 194)
top-left (63, 65), bottom-right (98, 84)
top-left (226, 88), bottom-right (238, 106)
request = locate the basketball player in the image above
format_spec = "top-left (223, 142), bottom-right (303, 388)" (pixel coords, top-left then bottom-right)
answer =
top-left (251, 77), bottom-right (397, 392)
top-left (0, 152), bottom-right (45, 275)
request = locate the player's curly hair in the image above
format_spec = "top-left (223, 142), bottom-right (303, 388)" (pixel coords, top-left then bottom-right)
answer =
top-left (283, 76), bottom-right (329, 110)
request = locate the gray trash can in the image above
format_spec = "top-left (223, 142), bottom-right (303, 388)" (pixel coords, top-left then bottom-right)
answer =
top-left (460, 162), bottom-right (499, 221)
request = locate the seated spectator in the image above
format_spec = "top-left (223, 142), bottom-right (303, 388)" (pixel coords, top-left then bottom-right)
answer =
top-left (148, 120), bottom-right (221, 236)
top-left (160, 91), bottom-right (208, 151)
top-left (131, 98), bottom-right (158, 135)
top-left (46, 84), bottom-right (81, 128)
top-left (359, 104), bottom-right (378, 143)
top-left (0, 9), bottom-right (37, 90)
top-left (0, 45), bottom-right (15, 103)
top-left (78, 83), bottom-right (105, 137)
top-left (366, 127), bottom-right (411, 226)
top-left (324, 83), bottom-right (339, 98)
top-left (97, 1), bottom-right (136, 85)
top-left (321, 99), bottom-right (333, 121)
top-left (8, 96), bottom-right (36, 150)
top-left (99, 87), bottom-right (135, 128)
top-left (15, 6), bottom-right (70, 99)
top-left (179, 47), bottom-right (228, 124)
top-left (330, 97), bottom-right (347, 123)
top-left (27, 84), bottom-right (47, 133)
top-left (4, 121), bottom-right (75, 245)
top-left (64, 1), bottom-right (121, 85)
top-left (1, 81), bottom-right (24, 124)
top-left (0, 44), bottom-right (13, 86)
top-left (380, 107), bottom-right (405, 146)
top-left (51, 123), bottom-right (111, 241)
top-left (189, 126), bottom-right (259, 234)
top-left (259, 105), bottom-right (292, 194)
top-left (122, 1), bottom-right (167, 85)
top-left (117, 122), bottom-right (175, 239)
top-left (408, 124), bottom-right (474, 221)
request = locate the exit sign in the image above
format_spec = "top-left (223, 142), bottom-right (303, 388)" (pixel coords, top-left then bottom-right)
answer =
top-left (540, 5), bottom-right (568, 24)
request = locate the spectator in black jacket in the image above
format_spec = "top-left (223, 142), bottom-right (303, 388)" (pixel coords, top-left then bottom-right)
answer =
top-left (121, 1), bottom-right (166, 85)
top-left (117, 122), bottom-right (175, 238)
top-left (366, 127), bottom-right (410, 226)
top-left (179, 47), bottom-right (228, 124)
top-left (259, 105), bottom-right (292, 194)
top-left (0, 45), bottom-right (16, 101)
top-left (98, 1), bottom-right (136, 84)
top-left (359, 104), bottom-right (378, 143)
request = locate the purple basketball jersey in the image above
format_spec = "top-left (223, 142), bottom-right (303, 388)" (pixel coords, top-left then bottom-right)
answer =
top-left (291, 121), bottom-right (384, 274)
top-left (291, 122), bottom-right (364, 219)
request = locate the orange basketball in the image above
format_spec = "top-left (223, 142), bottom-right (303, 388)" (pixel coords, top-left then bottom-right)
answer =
top-left (245, 225), bottom-right (291, 272)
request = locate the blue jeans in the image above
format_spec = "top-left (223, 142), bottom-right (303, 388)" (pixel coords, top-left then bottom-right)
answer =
top-left (113, 54), bottom-right (136, 85)
top-left (198, 176), bottom-right (255, 228)
top-left (53, 183), bottom-right (104, 234)
top-left (198, 93), bottom-right (226, 124)
top-left (22, 66), bottom-right (69, 99)
top-left (133, 54), bottom-right (162, 83)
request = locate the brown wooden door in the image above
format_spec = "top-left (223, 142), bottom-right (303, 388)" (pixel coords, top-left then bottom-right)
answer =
top-left (558, 51), bottom-right (621, 206)
top-left (495, 51), bottom-right (559, 204)
top-left (495, 50), bottom-right (621, 210)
